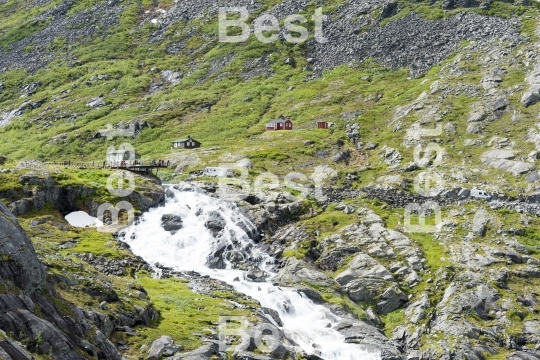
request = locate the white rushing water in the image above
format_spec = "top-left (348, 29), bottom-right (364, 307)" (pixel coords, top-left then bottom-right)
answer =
top-left (121, 186), bottom-right (381, 360)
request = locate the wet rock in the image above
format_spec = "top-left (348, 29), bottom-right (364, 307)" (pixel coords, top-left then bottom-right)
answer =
top-left (259, 307), bottom-right (283, 327)
top-left (207, 247), bottom-right (227, 269)
top-left (244, 267), bottom-right (269, 283)
top-left (296, 287), bottom-right (324, 304)
top-left (161, 214), bottom-right (183, 234)
top-left (205, 211), bottom-right (226, 234)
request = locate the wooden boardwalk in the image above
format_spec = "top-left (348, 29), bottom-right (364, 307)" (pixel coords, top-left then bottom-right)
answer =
top-left (45, 161), bottom-right (170, 174)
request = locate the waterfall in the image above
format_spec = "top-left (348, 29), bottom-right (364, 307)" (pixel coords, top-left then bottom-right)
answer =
top-left (120, 186), bottom-right (381, 360)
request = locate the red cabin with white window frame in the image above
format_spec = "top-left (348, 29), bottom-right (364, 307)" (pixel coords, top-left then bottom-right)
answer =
top-left (266, 118), bottom-right (293, 131)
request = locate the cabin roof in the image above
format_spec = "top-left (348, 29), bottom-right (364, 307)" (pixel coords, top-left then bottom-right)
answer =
top-left (172, 136), bottom-right (199, 143)
top-left (107, 149), bottom-right (140, 155)
top-left (266, 118), bottom-right (291, 125)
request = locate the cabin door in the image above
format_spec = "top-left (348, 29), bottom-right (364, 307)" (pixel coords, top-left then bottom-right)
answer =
top-left (277, 122), bottom-right (283, 130)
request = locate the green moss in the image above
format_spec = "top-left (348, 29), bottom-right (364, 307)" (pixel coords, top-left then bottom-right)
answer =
top-left (133, 273), bottom-right (251, 351)
top-left (381, 309), bottom-right (405, 338)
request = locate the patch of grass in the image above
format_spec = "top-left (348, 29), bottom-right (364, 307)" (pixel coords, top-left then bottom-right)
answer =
top-left (133, 273), bottom-right (251, 351)
top-left (381, 308), bottom-right (405, 337)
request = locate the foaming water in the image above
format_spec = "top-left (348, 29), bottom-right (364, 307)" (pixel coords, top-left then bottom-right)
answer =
top-left (121, 187), bottom-right (381, 360)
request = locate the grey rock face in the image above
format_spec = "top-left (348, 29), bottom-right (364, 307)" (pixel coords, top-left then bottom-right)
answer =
top-left (522, 64), bottom-right (540, 107)
top-left (0, 201), bottom-right (45, 293)
top-left (161, 70), bottom-right (183, 85)
top-left (472, 209), bottom-right (490, 236)
top-left (0, 0), bottom-right (125, 74)
top-left (94, 330), bottom-right (122, 360)
top-left (309, 9), bottom-right (523, 77)
top-left (273, 258), bottom-right (337, 287)
top-left (1, 172), bottom-right (164, 217)
top-left (336, 253), bottom-right (396, 303)
top-left (86, 96), bottom-right (106, 108)
top-left (481, 150), bottom-right (535, 176)
top-left (0, 100), bottom-right (45, 128)
top-left (380, 146), bottom-right (402, 167)
top-left (521, 84), bottom-right (540, 107)
top-left (508, 352), bottom-right (540, 360)
top-left (336, 320), bottom-right (402, 359)
top-left (345, 123), bottom-right (360, 143)
top-left (405, 293), bottom-right (430, 324)
top-left (377, 285), bottom-right (408, 314)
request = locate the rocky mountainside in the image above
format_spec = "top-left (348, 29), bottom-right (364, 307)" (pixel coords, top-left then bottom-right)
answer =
top-left (2, 0), bottom-right (540, 359)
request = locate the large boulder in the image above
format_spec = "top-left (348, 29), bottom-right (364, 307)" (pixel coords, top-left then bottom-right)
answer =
top-left (521, 84), bottom-right (540, 107)
top-left (161, 214), bottom-right (183, 234)
top-left (335, 253), bottom-right (397, 304)
top-left (147, 336), bottom-right (183, 360)
top-left (205, 211), bottom-right (226, 234)
top-left (335, 320), bottom-right (402, 359)
top-left (244, 267), bottom-right (269, 282)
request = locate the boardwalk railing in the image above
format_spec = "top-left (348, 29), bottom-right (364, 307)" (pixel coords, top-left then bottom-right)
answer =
top-left (44, 161), bottom-right (171, 170)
